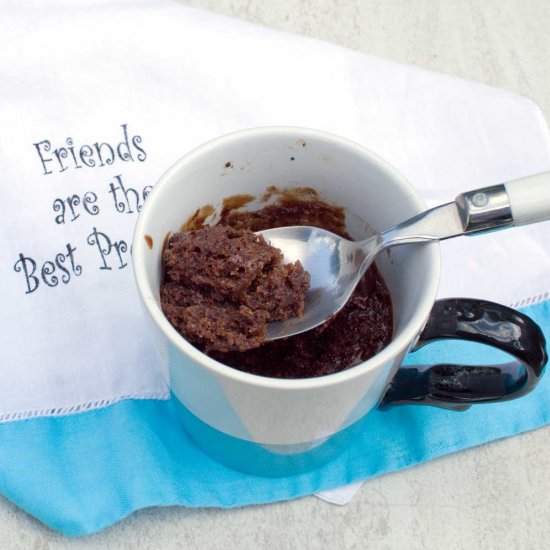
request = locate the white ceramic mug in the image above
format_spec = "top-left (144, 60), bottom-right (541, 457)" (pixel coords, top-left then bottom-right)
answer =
top-left (132, 127), bottom-right (547, 476)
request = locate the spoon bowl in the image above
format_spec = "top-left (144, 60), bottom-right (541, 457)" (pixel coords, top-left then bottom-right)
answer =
top-left (259, 226), bottom-right (375, 339)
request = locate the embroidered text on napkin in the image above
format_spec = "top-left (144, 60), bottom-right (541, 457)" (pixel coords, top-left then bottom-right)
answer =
top-left (14, 124), bottom-right (149, 295)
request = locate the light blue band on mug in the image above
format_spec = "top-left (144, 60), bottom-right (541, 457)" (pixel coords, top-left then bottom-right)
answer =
top-left (171, 392), bottom-right (364, 476)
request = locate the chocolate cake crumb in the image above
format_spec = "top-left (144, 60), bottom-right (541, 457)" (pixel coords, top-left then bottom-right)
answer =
top-left (161, 225), bottom-right (310, 353)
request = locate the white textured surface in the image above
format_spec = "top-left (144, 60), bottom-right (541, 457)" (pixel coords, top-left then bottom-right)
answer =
top-left (2, 0), bottom-right (550, 547)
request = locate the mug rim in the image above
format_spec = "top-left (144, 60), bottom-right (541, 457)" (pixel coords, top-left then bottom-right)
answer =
top-left (132, 126), bottom-right (441, 390)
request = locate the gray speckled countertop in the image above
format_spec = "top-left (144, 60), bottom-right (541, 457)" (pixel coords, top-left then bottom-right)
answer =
top-left (2, 1), bottom-right (550, 548)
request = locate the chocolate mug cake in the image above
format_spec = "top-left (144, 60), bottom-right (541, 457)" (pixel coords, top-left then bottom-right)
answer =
top-left (160, 188), bottom-right (393, 379)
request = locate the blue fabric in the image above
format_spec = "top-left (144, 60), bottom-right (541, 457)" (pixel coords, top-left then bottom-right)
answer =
top-left (1, 300), bottom-right (549, 537)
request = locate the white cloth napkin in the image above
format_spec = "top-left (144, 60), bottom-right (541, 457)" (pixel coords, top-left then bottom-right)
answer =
top-left (1, 2), bottom-right (550, 508)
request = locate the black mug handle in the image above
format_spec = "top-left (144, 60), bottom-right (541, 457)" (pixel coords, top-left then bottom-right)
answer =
top-left (381, 298), bottom-right (548, 410)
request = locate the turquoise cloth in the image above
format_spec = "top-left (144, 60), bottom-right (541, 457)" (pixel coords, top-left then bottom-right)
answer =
top-left (1, 300), bottom-right (548, 537)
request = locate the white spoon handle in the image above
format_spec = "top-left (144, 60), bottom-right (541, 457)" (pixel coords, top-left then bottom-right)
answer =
top-left (374, 171), bottom-right (550, 254)
top-left (505, 171), bottom-right (550, 226)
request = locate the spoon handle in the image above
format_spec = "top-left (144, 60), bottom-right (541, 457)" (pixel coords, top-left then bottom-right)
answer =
top-left (456, 171), bottom-right (550, 234)
top-left (503, 171), bottom-right (550, 226)
top-left (374, 171), bottom-right (550, 253)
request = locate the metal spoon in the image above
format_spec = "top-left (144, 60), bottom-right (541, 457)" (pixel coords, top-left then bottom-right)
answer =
top-left (259, 172), bottom-right (550, 340)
